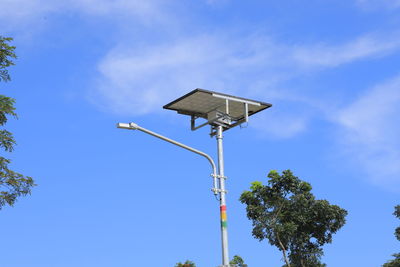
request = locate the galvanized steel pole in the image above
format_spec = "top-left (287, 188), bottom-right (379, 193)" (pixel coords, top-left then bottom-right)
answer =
top-left (216, 125), bottom-right (230, 267)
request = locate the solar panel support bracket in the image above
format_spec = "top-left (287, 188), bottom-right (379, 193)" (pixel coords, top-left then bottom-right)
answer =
top-left (191, 115), bottom-right (210, 131)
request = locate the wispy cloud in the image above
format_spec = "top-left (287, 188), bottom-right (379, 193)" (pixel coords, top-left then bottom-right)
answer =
top-left (334, 75), bottom-right (400, 188)
top-left (0, 0), bottom-right (173, 32)
top-left (90, 31), bottom-right (400, 140)
top-left (292, 34), bottom-right (400, 68)
top-left (251, 109), bottom-right (311, 139)
top-left (3, 0), bottom-right (400, 188)
top-left (356, 0), bottom-right (400, 9)
top-left (206, 0), bottom-right (230, 6)
top-left (0, 0), bottom-right (60, 31)
top-left (10, 0), bottom-right (394, 145)
top-left (91, 34), bottom-right (292, 116)
top-left (70, 0), bottom-right (174, 25)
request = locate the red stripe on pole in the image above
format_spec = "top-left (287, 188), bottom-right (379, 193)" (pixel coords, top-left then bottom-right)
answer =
top-left (220, 205), bottom-right (227, 211)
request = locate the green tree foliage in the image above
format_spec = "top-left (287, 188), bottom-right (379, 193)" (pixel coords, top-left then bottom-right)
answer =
top-left (240, 170), bottom-right (347, 267)
top-left (0, 37), bottom-right (16, 82)
top-left (175, 260), bottom-right (196, 267)
top-left (383, 205), bottom-right (400, 267)
top-left (230, 255), bottom-right (248, 267)
top-left (395, 206), bottom-right (400, 243)
top-left (0, 36), bottom-right (34, 209)
top-left (383, 254), bottom-right (400, 267)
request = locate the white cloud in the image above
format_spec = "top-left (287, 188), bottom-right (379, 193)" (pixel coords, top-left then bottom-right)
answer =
top-left (81, 4), bottom-right (400, 189)
top-left (0, 0), bottom-right (56, 18)
top-left (356, 0), bottom-right (400, 9)
top-left (251, 110), bottom-right (310, 139)
top-left (5, 0), bottom-right (400, 153)
top-left (334, 75), bottom-right (400, 188)
top-left (91, 34), bottom-right (293, 116)
top-left (0, 0), bottom-right (61, 30)
top-left (70, 0), bottom-right (172, 25)
top-left (292, 34), bottom-right (400, 68)
top-left (206, 0), bottom-right (230, 6)
top-left (3, 0), bottom-right (400, 188)
top-left (91, 31), bottom-right (400, 127)
top-left (0, 0), bottom-right (172, 31)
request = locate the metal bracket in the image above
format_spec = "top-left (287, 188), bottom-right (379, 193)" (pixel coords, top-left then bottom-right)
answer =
top-left (191, 115), bottom-right (209, 131)
top-left (211, 174), bottom-right (228, 194)
top-left (211, 174), bottom-right (228, 180)
top-left (211, 188), bottom-right (228, 194)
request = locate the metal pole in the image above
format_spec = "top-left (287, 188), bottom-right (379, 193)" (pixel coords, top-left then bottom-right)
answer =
top-left (216, 125), bottom-right (230, 267)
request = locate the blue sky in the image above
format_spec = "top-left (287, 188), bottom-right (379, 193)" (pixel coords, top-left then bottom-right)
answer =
top-left (1, 0), bottom-right (400, 266)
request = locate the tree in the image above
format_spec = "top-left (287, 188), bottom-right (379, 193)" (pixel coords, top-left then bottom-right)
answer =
top-left (175, 260), bottom-right (196, 267)
top-left (230, 255), bottom-right (248, 267)
top-left (240, 170), bottom-right (347, 267)
top-left (0, 36), bottom-right (35, 209)
top-left (383, 205), bottom-right (400, 267)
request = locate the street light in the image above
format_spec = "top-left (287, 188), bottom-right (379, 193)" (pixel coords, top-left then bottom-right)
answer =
top-left (117, 89), bottom-right (271, 267)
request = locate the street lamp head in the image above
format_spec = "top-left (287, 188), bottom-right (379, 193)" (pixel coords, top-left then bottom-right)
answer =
top-left (116, 122), bottom-right (139, 130)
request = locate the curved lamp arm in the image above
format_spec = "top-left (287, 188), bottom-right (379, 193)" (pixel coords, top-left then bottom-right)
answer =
top-left (117, 122), bottom-right (218, 195)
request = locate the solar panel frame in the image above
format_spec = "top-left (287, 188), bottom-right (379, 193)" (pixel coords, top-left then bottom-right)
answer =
top-left (163, 88), bottom-right (272, 121)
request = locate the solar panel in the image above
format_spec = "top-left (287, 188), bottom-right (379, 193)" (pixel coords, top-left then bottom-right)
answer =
top-left (163, 89), bottom-right (272, 132)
